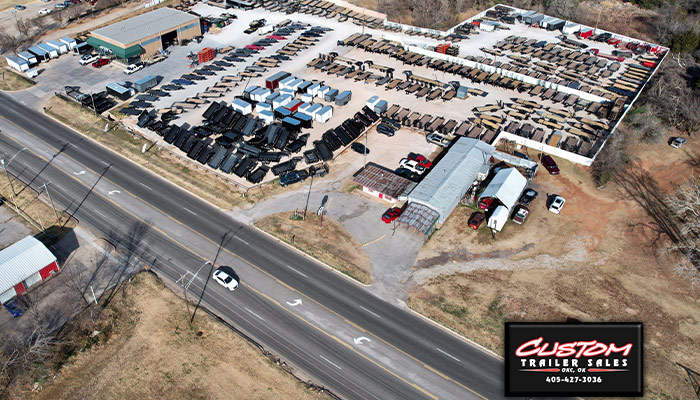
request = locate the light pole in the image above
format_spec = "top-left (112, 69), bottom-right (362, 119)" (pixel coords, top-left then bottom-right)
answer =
top-left (40, 182), bottom-right (60, 224)
top-left (1, 147), bottom-right (27, 200)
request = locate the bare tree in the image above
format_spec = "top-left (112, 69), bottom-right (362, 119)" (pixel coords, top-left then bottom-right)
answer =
top-left (61, 260), bottom-right (95, 309)
top-left (0, 29), bottom-right (20, 54)
top-left (547, 0), bottom-right (579, 19)
top-left (31, 17), bottom-right (48, 35)
top-left (665, 177), bottom-right (700, 287)
top-left (627, 106), bottom-right (666, 144)
top-left (15, 18), bottom-right (31, 39)
top-left (591, 125), bottom-right (629, 186)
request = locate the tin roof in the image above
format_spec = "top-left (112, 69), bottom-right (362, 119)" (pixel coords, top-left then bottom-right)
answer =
top-left (397, 202), bottom-right (440, 235)
top-left (352, 163), bottom-right (416, 200)
top-left (479, 168), bottom-right (527, 210)
top-left (91, 8), bottom-right (198, 46)
top-left (407, 137), bottom-right (494, 223)
top-left (0, 236), bottom-right (56, 296)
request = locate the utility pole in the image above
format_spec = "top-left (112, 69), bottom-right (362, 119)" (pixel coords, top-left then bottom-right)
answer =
top-left (1, 147), bottom-right (26, 214)
top-left (363, 129), bottom-right (368, 169)
top-left (41, 182), bottom-right (60, 224)
top-left (303, 175), bottom-right (314, 220)
top-left (90, 91), bottom-right (96, 116)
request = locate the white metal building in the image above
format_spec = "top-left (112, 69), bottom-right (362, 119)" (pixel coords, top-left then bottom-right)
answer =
top-left (479, 168), bottom-right (527, 231)
top-left (0, 236), bottom-right (59, 304)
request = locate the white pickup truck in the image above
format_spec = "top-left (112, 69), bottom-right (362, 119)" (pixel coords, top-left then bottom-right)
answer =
top-left (123, 64), bottom-right (143, 75)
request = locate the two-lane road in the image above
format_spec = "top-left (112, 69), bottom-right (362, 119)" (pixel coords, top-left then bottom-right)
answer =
top-left (0, 92), bottom-right (509, 399)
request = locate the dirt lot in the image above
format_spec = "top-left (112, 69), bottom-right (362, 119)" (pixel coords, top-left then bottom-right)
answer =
top-left (408, 139), bottom-right (700, 399)
top-left (255, 211), bottom-right (372, 284)
top-left (27, 272), bottom-right (331, 400)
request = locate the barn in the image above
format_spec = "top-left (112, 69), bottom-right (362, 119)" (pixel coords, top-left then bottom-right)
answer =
top-left (0, 236), bottom-right (59, 304)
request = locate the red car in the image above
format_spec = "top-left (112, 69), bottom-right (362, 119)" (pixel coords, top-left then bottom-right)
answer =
top-left (91, 58), bottom-right (110, 68)
top-left (468, 212), bottom-right (485, 230)
top-left (382, 207), bottom-right (402, 223)
top-left (407, 152), bottom-right (432, 168)
top-left (245, 44), bottom-right (263, 50)
top-left (478, 196), bottom-right (493, 211)
top-left (541, 155), bottom-right (560, 175)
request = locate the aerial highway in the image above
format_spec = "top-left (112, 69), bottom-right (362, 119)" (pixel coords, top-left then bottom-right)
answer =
top-left (0, 92), bottom-right (508, 399)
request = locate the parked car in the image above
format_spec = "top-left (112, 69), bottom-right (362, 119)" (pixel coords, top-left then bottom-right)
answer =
top-left (91, 58), bottom-right (110, 68)
top-left (123, 63), bottom-right (143, 74)
top-left (54, 3), bottom-right (65, 9)
top-left (519, 188), bottom-right (538, 206)
top-left (351, 142), bottom-right (369, 155)
top-left (407, 152), bottom-right (432, 168)
top-left (540, 155), bottom-right (560, 175)
top-left (512, 205), bottom-right (529, 224)
top-left (478, 196), bottom-right (494, 211)
top-left (39, 8), bottom-right (51, 14)
top-left (377, 124), bottom-right (395, 137)
top-left (548, 195), bottom-right (566, 214)
top-left (212, 266), bottom-right (239, 291)
top-left (513, 151), bottom-right (530, 161)
top-left (279, 171), bottom-right (306, 187)
top-left (79, 54), bottom-right (98, 65)
top-left (670, 137), bottom-right (687, 149)
top-left (426, 133), bottom-right (451, 148)
top-left (395, 167), bottom-right (419, 181)
top-left (14, 4), bottom-right (26, 10)
top-left (3, 299), bottom-right (23, 317)
top-left (468, 212), bottom-right (485, 230)
top-left (399, 158), bottom-right (426, 175)
top-left (382, 207), bottom-right (402, 223)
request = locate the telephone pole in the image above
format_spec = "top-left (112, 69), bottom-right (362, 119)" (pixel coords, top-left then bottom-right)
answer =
top-left (41, 182), bottom-right (60, 224)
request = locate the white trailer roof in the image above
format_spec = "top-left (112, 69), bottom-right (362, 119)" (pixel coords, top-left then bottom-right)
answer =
top-left (479, 168), bottom-right (527, 210)
top-left (487, 205), bottom-right (509, 232)
top-left (0, 236), bottom-right (56, 296)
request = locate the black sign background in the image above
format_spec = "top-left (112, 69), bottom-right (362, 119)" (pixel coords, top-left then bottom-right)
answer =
top-left (505, 322), bottom-right (643, 396)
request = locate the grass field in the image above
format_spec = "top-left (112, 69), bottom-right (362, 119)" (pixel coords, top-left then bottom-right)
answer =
top-left (255, 212), bottom-right (372, 284)
top-left (0, 167), bottom-right (76, 247)
top-left (27, 272), bottom-right (331, 400)
top-left (0, 68), bottom-right (35, 91)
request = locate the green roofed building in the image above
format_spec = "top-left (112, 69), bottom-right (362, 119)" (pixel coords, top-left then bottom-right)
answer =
top-left (88, 7), bottom-right (200, 64)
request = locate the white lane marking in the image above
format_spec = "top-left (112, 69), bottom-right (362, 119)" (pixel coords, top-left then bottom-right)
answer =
top-left (360, 306), bottom-right (381, 319)
top-left (353, 336), bottom-right (371, 345)
top-left (285, 265), bottom-right (307, 278)
top-left (244, 307), bottom-right (265, 321)
top-left (183, 207), bottom-right (197, 216)
top-left (139, 182), bottom-right (152, 190)
top-left (436, 347), bottom-right (460, 362)
top-left (93, 210), bottom-right (107, 219)
top-left (286, 299), bottom-right (302, 306)
top-left (73, 170), bottom-right (85, 175)
top-left (319, 355), bottom-right (342, 370)
top-left (235, 236), bottom-right (249, 245)
top-left (107, 190), bottom-right (120, 195)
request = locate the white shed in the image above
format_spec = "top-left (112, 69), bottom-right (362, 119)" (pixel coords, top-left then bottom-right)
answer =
top-left (487, 206), bottom-right (510, 232)
top-left (562, 22), bottom-right (581, 35)
top-left (479, 168), bottom-right (527, 211)
top-left (307, 83), bottom-right (321, 97)
top-left (231, 98), bottom-right (253, 115)
top-left (0, 236), bottom-right (59, 304)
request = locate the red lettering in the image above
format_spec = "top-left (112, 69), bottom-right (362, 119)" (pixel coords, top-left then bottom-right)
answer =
top-left (582, 342), bottom-right (608, 357)
top-left (537, 342), bottom-right (558, 357)
top-left (605, 343), bottom-right (633, 357)
top-left (556, 342), bottom-right (577, 357)
top-left (575, 341), bottom-right (597, 358)
top-left (515, 337), bottom-right (542, 357)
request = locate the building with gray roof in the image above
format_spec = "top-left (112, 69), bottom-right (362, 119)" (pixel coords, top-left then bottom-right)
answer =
top-left (87, 7), bottom-right (200, 63)
top-left (399, 137), bottom-right (493, 233)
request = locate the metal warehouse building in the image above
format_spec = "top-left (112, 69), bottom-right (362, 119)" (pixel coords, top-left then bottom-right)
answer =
top-left (87, 7), bottom-right (200, 64)
top-left (0, 236), bottom-right (59, 304)
top-left (399, 137), bottom-right (494, 234)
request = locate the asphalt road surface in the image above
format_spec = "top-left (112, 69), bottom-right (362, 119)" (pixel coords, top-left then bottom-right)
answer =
top-left (0, 92), bottom-right (511, 400)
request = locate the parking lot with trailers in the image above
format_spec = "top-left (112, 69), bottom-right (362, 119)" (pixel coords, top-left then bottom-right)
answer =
top-left (12, 1), bottom-right (666, 234)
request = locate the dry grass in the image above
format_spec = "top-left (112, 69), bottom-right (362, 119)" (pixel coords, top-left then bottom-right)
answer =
top-left (0, 0), bottom-right (32, 12)
top-left (0, 67), bottom-right (35, 91)
top-left (44, 96), bottom-right (251, 210)
top-left (0, 169), bottom-right (76, 247)
top-left (409, 141), bottom-right (700, 399)
top-left (255, 212), bottom-right (372, 284)
top-left (29, 273), bottom-right (331, 400)
top-left (346, 0), bottom-right (378, 10)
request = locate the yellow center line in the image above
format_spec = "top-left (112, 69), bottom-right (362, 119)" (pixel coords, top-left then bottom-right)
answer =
top-left (0, 114), bottom-right (489, 400)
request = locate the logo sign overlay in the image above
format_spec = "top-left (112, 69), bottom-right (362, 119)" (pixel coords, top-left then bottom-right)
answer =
top-left (505, 323), bottom-right (643, 396)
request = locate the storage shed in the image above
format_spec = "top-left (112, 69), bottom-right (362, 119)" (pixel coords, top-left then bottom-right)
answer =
top-left (0, 236), bottom-right (59, 304)
top-left (562, 22), bottom-right (581, 34)
top-left (478, 167), bottom-right (527, 232)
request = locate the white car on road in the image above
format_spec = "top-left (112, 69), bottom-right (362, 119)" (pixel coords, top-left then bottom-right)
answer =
top-left (213, 266), bottom-right (239, 291)
top-left (123, 64), bottom-right (143, 75)
top-left (399, 158), bottom-right (426, 175)
top-left (548, 195), bottom-right (566, 214)
top-left (39, 8), bottom-right (52, 14)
